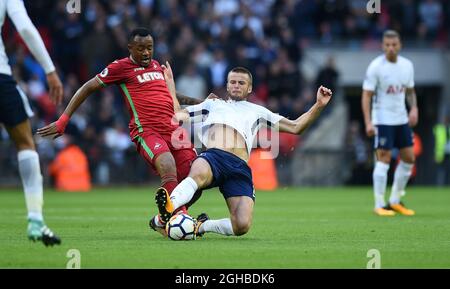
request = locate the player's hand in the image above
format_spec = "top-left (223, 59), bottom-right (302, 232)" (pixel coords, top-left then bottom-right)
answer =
top-left (37, 114), bottom-right (69, 139)
top-left (162, 61), bottom-right (176, 97)
top-left (408, 107), bottom-right (418, 127)
top-left (46, 71), bottom-right (63, 106)
top-left (173, 111), bottom-right (189, 125)
top-left (37, 122), bottom-right (62, 139)
top-left (365, 122), bottom-right (375, 137)
top-left (161, 61), bottom-right (174, 81)
top-left (316, 85), bottom-right (332, 108)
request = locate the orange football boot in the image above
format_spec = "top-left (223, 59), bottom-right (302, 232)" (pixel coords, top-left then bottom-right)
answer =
top-left (155, 187), bottom-right (174, 223)
top-left (388, 202), bottom-right (415, 216)
top-left (374, 207), bottom-right (396, 216)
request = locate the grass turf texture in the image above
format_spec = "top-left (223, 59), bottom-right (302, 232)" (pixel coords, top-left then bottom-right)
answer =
top-left (0, 187), bottom-right (449, 268)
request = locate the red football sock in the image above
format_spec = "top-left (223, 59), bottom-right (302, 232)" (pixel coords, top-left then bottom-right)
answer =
top-left (160, 173), bottom-right (188, 217)
top-left (173, 206), bottom-right (188, 215)
top-left (161, 173), bottom-right (178, 194)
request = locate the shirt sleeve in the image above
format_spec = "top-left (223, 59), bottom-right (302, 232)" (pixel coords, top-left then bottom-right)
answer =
top-left (7, 0), bottom-right (55, 74)
top-left (257, 105), bottom-right (284, 128)
top-left (95, 60), bottom-right (126, 86)
top-left (185, 99), bottom-right (213, 123)
top-left (362, 61), bottom-right (377, 91)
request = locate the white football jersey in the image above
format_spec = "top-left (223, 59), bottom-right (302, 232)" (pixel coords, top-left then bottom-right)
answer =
top-left (0, 0), bottom-right (55, 75)
top-left (363, 54), bottom-right (414, 125)
top-left (186, 98), bottom-right (283, 156)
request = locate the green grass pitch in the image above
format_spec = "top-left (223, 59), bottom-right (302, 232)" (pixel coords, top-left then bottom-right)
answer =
top-left (1, 186), bottom-right (449, 268)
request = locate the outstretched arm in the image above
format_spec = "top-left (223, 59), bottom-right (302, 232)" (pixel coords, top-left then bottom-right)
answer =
top-left (161, 61), bottom-right (182, 112)
top-left (278, 86), bottom-right (332, 135)
top-left (37, 78), bottom-right (103, 138)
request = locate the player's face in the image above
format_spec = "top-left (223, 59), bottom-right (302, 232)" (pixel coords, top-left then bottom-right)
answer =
top-left (128, 35), bottom-right (154, 67)
top-left (382, 37), bottom-right (401, 61)
top-left (226, 72), bottom-right (252, 100)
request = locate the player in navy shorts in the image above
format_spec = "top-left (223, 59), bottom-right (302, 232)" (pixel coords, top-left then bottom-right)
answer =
top-left (362, 30), bottom-right (418, 216)
top-left (374, 125), bottom-right (413, 151)
top-left (155, 67), bottom-right (332, 238)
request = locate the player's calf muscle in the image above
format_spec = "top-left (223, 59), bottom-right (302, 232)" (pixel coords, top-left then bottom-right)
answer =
top-left (155, 153), bottom-right (177, 175)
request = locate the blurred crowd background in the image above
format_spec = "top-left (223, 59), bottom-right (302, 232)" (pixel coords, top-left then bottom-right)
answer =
top-left (1, 0), bottom-right (450, 188)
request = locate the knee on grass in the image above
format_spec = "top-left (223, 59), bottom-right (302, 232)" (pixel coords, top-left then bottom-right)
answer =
top-left (232, 219), bottom-right (251, 236)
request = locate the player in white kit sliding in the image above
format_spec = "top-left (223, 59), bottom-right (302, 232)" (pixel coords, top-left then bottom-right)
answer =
top-left (156, 67), bottom-right (332, 238)
top-left (0, 0), bottom-right (63, 245)
top-left (362, 30), bottom-right (418, 216)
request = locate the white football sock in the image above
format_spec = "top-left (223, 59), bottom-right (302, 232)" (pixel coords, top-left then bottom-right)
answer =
top-left (390, 161), bottom-right (413, 204)
top-left (373, 161), bottom-right (390, 209)
top-left (170, 177), bottom-right (198, 210)
top-left (18, 150), bottom-right (44, 222)
top-left (199, 218), bottom-right (235, 236)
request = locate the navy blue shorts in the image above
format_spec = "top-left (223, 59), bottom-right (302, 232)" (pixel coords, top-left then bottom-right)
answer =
top-left (198, 148), bottom-right (255, 201)
top-left (0, 74), bottom-right (33, 127)
top-left (374, 124), bottom-right (413, 150)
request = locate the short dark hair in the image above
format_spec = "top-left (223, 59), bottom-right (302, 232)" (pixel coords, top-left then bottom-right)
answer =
top-left (229, 67), bottom-right (253, 85)
top-left (129, 27), bottom-right (152, 43)
top-left (383, 30), bottom-right (400, 40)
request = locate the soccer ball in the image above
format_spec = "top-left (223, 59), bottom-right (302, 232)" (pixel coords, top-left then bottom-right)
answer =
top-left (165, 213), bottom-right (195, 240)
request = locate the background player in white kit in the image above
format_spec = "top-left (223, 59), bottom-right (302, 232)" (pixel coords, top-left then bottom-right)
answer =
top-left (362, 30), bottom-right (418, 216)
top-left (155, 67), bottom-right (332, 237)
top-left (0, 0), bottom-right (63, 245)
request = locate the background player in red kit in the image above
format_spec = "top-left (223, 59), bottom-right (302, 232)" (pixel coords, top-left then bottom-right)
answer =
top-left (38, 28), bottom-right (201, 236)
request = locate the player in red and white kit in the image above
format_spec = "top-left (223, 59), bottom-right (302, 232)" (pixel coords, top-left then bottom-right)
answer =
top-left (38, 28), bottom-right (202, 236)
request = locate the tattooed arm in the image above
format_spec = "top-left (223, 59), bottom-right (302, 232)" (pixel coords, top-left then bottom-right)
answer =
top-left (406, 87), bottom-right (418, 127)
top-left (176, 92), bottom-right (203, 105)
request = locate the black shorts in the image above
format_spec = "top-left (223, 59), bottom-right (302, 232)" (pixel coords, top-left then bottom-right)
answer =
top-left (374, 124), bottom-right (413, 150)
top-left (0, 73), bottom-right (34, 127)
